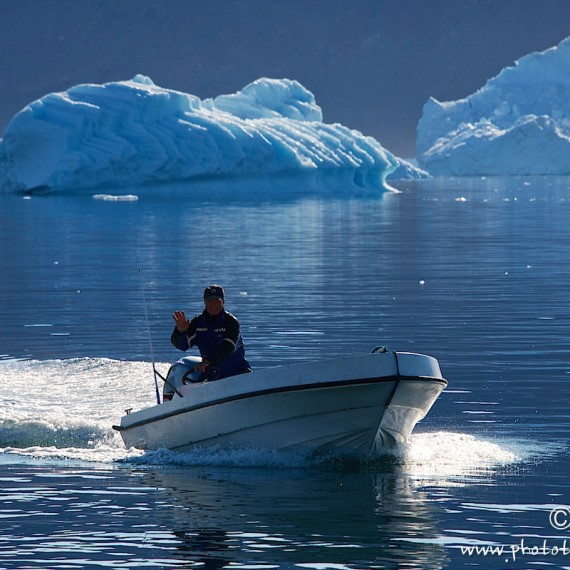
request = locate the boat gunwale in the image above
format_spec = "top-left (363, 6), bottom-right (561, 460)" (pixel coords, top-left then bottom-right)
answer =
top-left (114, 374), bottom-right (447, 433)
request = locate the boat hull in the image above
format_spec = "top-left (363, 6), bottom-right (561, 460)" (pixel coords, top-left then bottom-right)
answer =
top-left (115, 351), bottom-right (447, 456)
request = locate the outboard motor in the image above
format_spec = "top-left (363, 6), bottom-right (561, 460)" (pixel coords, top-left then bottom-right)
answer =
top-left (163, 356), bottom-right (203, 401)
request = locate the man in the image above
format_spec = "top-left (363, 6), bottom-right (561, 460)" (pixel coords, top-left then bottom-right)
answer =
top-left (171, 284), bottom-right (251, 381)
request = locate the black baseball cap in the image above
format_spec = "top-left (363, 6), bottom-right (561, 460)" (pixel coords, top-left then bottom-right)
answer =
top-left (203, 285), bottom-right (224, 300)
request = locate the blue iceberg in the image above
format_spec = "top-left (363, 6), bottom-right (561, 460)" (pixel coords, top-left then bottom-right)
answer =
top-left (417, 36), bottom-right (570, 176)
top-left (0, 75), bottom-right (399, 193)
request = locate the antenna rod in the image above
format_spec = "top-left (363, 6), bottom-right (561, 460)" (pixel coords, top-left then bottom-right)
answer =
top-left (139, 269), bottom-right (161, 404)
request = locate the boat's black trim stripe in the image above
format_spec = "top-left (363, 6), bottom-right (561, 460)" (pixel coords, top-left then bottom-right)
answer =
top-left (113, 375), bottom-right (447, 432)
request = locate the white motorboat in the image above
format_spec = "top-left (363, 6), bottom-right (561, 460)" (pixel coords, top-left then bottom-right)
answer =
top-left (113, 347), bottom-right (447, 457)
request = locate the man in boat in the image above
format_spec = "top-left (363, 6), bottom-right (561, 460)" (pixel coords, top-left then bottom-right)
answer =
top-left (171, 284), bottom-right (251, 382)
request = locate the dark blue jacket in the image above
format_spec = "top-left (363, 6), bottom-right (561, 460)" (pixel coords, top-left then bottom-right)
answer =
top-left (171, 309), bottom-right (251, 380)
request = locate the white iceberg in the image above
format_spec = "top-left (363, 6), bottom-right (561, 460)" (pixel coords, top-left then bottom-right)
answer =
top-left (0, 75), bottom-right (399, 193)
top-left (417, 36), bottom-right (570, 176)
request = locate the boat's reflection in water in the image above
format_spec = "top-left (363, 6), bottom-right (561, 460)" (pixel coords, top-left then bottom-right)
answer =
top-left (140, 460), bottom-right (449, 569)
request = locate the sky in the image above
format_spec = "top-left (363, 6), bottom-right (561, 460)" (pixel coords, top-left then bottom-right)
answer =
top-left (1, 0), bottom-right (570, 157)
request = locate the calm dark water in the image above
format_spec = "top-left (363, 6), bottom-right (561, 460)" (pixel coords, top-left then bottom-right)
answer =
top-left (1, 175), bottom-right (570, 569)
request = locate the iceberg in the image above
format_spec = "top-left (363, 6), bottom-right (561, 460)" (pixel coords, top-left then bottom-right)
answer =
top-left (417, 36), bottom-right (570, 176)
top-left (0, 75), bottom-right (398, 193)
top-left (387, 157), bottom-right (430, 180)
